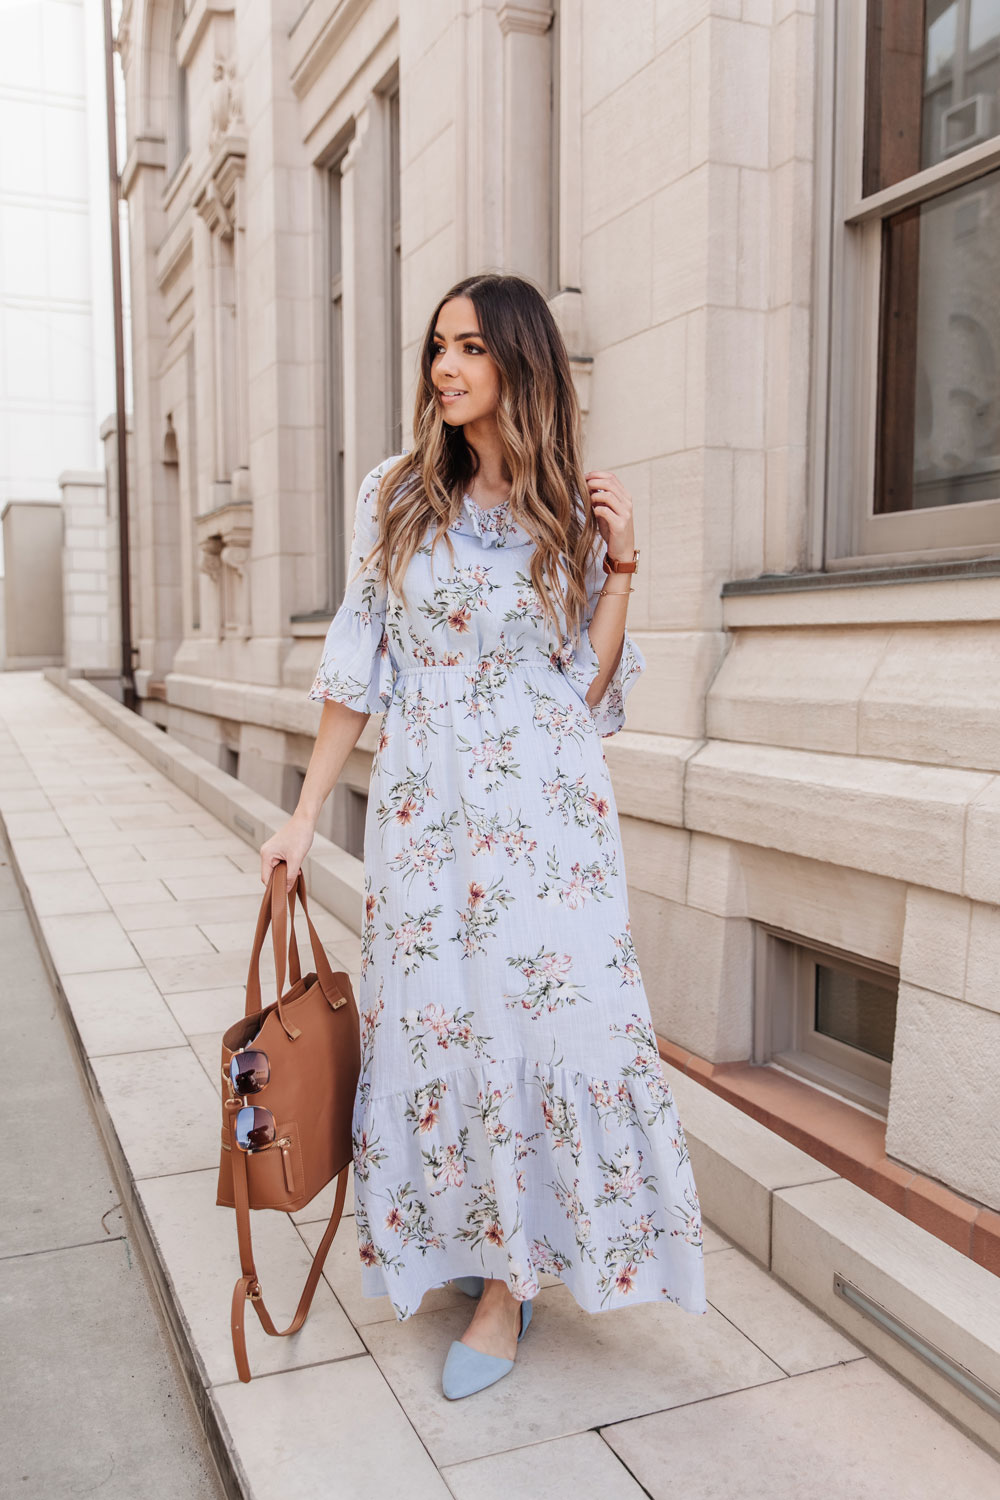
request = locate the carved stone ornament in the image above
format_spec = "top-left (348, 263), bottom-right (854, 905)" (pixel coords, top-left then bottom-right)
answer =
top-left (196, 500), bottom-right (252, 641)
top-left (209, 57), bottom-right (244, 148)
top-left (194, 142), bottom-right (246, 240)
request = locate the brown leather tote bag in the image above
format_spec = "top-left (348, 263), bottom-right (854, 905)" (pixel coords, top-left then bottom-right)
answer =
top-left (216, 862), bottom-right (360, 1382)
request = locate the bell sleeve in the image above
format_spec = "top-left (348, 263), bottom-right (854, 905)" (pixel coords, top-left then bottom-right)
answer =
top-left (555, 533), bottom-right (645, 739)
top-left (308, 462), bottom-right (395, 714)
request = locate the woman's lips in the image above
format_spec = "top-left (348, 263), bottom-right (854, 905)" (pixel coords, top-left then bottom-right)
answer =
top-left (439, 390), bottom-right (466, 403)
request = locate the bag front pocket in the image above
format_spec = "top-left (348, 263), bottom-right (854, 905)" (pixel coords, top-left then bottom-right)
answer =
top-left (241, 1119), bottom-right (304, 1208)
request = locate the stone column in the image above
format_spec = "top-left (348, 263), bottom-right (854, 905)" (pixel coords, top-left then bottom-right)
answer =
top-left (498, 1), bottom-right (555, 291)
top-left (58, 470), bottom-right (113, 673)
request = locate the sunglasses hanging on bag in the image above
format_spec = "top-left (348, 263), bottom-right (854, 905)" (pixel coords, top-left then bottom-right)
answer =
top-left (216, 862), bottom-right (361, 1383)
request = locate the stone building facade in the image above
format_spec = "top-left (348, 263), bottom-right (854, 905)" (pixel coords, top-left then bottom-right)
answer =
top-left (113, 0), bottom-right (1000, 1248)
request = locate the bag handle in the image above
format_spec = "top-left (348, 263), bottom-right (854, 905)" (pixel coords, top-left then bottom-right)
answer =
top-left (244, 865), bottom-right (348, 1038)
top-left (225, 1095), bottom-right (350, 1383)
top-left (284, 871), bottom-right (343, 1007)
top-left (243, 867), bottom-right (299, 1038)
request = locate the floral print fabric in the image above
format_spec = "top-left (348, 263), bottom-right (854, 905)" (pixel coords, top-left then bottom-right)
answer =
top-left (309, 455), bottom-right (707, 1320)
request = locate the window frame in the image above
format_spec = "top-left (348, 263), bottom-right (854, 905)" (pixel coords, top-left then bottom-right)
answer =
top-left (164, 0), bottom-right (190, 185)
top-left (753, 923), bottom-right (897, 1117)
top-left (322, 137), bottom-right (352, 615)
top-left (823, 0), bottom-right (1000, 569)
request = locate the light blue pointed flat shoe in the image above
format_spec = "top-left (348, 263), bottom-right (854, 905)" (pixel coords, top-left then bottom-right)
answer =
top-left (451, 1275), bottom-right (485, 1298)
top-left (441, 1296), bottom-right (533, 1400)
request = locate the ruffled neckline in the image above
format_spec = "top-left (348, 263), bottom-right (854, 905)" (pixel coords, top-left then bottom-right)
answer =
top-left (455, 492), bottom-right (529, 549)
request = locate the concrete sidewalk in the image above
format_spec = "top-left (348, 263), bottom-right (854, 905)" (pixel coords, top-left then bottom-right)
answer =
top-left (1, 669), bottom-right (997, 1500)
top-left (0, 820), bottom-right (226, 1500)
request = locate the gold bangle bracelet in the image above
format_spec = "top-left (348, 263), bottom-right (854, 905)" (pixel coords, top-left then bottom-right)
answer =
top-left (598, 585), bottom-right (635, 597)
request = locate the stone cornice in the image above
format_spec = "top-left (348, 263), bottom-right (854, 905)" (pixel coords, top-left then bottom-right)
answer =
top-left (289, 0), bottom-right (370, 100)
top-left (496, 2), bottom-right (554, 37)
top-left (120, 135), bottom-right (166, 198)
top-left (177, 0), bottom-right (236, 70)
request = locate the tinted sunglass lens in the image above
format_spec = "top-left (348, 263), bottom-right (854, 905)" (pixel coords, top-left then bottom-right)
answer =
top-left (230, 1049), bottom-right (269, 1095)
top-left (235, 1105), bottom-right (276, 1151)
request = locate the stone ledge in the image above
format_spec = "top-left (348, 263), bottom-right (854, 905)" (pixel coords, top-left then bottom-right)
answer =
top-left (659, 1037), bottom-right (1000, 1275)
top-left (722, 570), bottom-right (1000, 628)
top-left (772, 1179), bottom-right (1000, 1456)
top-left (685, 737), bottom-right (994, 893)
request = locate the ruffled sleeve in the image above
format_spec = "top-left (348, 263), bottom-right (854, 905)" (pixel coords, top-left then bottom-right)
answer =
top-left (555, 528), bottom-right (645, 739)
top-left (308, 461), bottom-right (396, 714)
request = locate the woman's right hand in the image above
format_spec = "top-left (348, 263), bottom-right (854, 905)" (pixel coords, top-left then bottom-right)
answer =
top-left (260, 815), bottom-right (315, 892)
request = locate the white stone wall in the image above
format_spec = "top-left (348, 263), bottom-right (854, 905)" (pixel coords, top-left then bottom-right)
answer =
top-left (58, 468), bottom-right (114, 671)
top-left (115, 0), bottom-right (1000, 1212)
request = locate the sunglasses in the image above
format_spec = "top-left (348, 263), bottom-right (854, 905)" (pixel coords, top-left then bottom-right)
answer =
top-left (227, 1048), bottom-right (291, 1156)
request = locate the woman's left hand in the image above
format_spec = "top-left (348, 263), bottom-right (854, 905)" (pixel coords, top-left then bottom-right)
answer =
top-left (585, 471), bottom-right (636, 563)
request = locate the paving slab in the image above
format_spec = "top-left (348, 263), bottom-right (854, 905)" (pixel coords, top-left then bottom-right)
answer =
top-left (212, 1357), bottom-right (453, 1500)
top-left (114, 894), bottom-right (266, 931)
top-left (442, 1430), bottom-right (650, 1500)
top-left (101, 877), bottom-right (176, 906)
top-left (21, 867), bottom-right (110, 913)
top-left (600, 1358), bottom-right (1000, 1500)
top-left (163, 983), bottom-right (248, 1036)
top-left (130, 924), bottom-right (217, 962)
top-left (91, 1047), bottom-right (222, 1177)
top-left (38, 909), bottom-right (143, 973)
top-left (62, 966), bottom-right (188, 1056)
top-left (704, 1245), bottom-right (864, 1376)
top-left (13, 834), bottom-right (88, 871)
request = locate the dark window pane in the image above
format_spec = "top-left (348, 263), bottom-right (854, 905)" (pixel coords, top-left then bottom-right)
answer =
top-left (865, 0), bottom-right (1000, 196)
top-left (875, 168), bottom-right (1000, 512)
top-left (814, 964), bottom-right (897, 1063)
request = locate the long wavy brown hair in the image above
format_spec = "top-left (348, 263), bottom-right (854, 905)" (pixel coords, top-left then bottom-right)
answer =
top-left (351, 273), bottom-right (600, 648)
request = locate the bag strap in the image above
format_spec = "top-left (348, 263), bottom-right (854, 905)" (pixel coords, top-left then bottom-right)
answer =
top-left (225, 1095), bottom-right (351, 1384)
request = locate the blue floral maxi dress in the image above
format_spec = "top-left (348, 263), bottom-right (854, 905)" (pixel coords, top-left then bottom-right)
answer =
top-left (309, 455), bottom-right (708, 1321)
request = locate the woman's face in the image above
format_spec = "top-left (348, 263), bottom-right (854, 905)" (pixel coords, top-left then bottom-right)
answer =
top-left (430, 296), bottom-right (500, 428)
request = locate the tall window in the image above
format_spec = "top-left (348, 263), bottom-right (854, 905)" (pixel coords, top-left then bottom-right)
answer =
top-left (387, 83), bottom-right (403, 457)
top-left (326, 150), bottom-right (348, 610)
top-left (549, 0), bottom-right (561, 298)
top-left (165, 0), bottom-right (189, 180)
top-left (827, 1), bottom-right (1000, 564)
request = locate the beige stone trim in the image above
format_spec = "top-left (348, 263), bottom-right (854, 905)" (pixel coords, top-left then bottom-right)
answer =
top-left (289, 0), bottom-right (372, 100)
top-left (723, 574), bottom-right (1000, 628)
top-left (120, 134), bottom-right (166, 199)
top-left (176, 0), bottom-right (236, 71)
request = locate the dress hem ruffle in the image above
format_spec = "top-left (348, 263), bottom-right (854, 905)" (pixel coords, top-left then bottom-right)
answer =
top-left (351, 1051), bottom-right (706, 1323)
top-left (358, 1257), bottom-right (710, 1324)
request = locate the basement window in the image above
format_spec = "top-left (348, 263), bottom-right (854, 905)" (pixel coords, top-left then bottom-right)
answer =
top-left (753, 926), bottom-right (898, 1117)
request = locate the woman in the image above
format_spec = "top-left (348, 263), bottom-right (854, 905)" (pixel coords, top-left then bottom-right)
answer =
top-left (260, 272), bottom-right (707, 1399)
